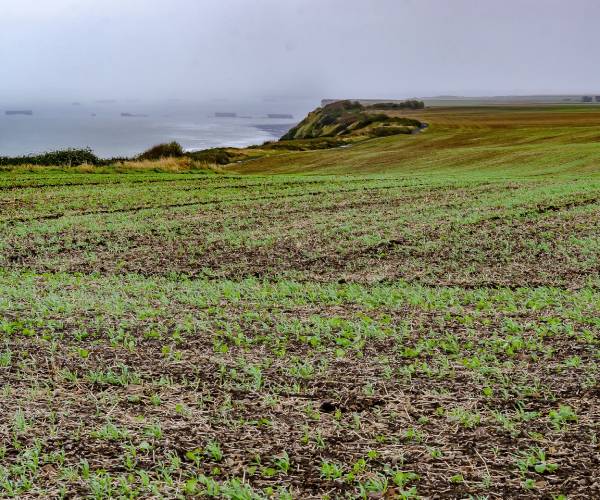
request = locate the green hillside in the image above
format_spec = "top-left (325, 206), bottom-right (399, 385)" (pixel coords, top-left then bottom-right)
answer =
top-left (231, 105), bottom-right (600, 175)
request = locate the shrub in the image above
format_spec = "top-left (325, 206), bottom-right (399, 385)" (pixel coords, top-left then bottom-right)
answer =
top-left (0, 148), bottom-right (100, 167)
top-left (389, 117), bottom-right (423, 127)
top-left (371, 126), bottom-right (413, 137)
top-left (186, 148), bottom-right (235, 165)
top-left (138, 142), bottom-right (184, 160)
top-left (266, 137), bottom-right (348, 150)
top-left (322, 100), bottom-right (363, 114)
top-left (368, 100), bottom-right (425, 110)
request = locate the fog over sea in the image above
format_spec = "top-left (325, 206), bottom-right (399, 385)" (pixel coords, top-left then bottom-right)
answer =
top-left (0, 98), bottom-right (315, 158)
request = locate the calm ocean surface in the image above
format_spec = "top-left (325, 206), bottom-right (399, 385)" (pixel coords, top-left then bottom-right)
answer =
top-left (0, 98), bottom-right (314, 158)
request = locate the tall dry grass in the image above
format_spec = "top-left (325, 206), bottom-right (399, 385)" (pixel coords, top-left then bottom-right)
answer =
top-left (114, 156), bottom-right (223, 173)
top-left (0, 157), bottom-right (225, 174)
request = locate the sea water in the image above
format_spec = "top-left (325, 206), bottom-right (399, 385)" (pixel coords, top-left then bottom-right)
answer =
top-left (0, 98), bottom-right (313, 158)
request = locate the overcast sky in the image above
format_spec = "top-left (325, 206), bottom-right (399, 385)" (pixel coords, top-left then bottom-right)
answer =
top-left (1, 0), bottom-right (599, 102)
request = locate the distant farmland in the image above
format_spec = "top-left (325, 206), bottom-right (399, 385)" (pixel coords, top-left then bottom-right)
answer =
top-left (0, 105), bottom-right (599, 498)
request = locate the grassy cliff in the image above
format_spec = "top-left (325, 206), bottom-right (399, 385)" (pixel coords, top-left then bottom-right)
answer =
top-left (281, 100), bottom-right (423, 140)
